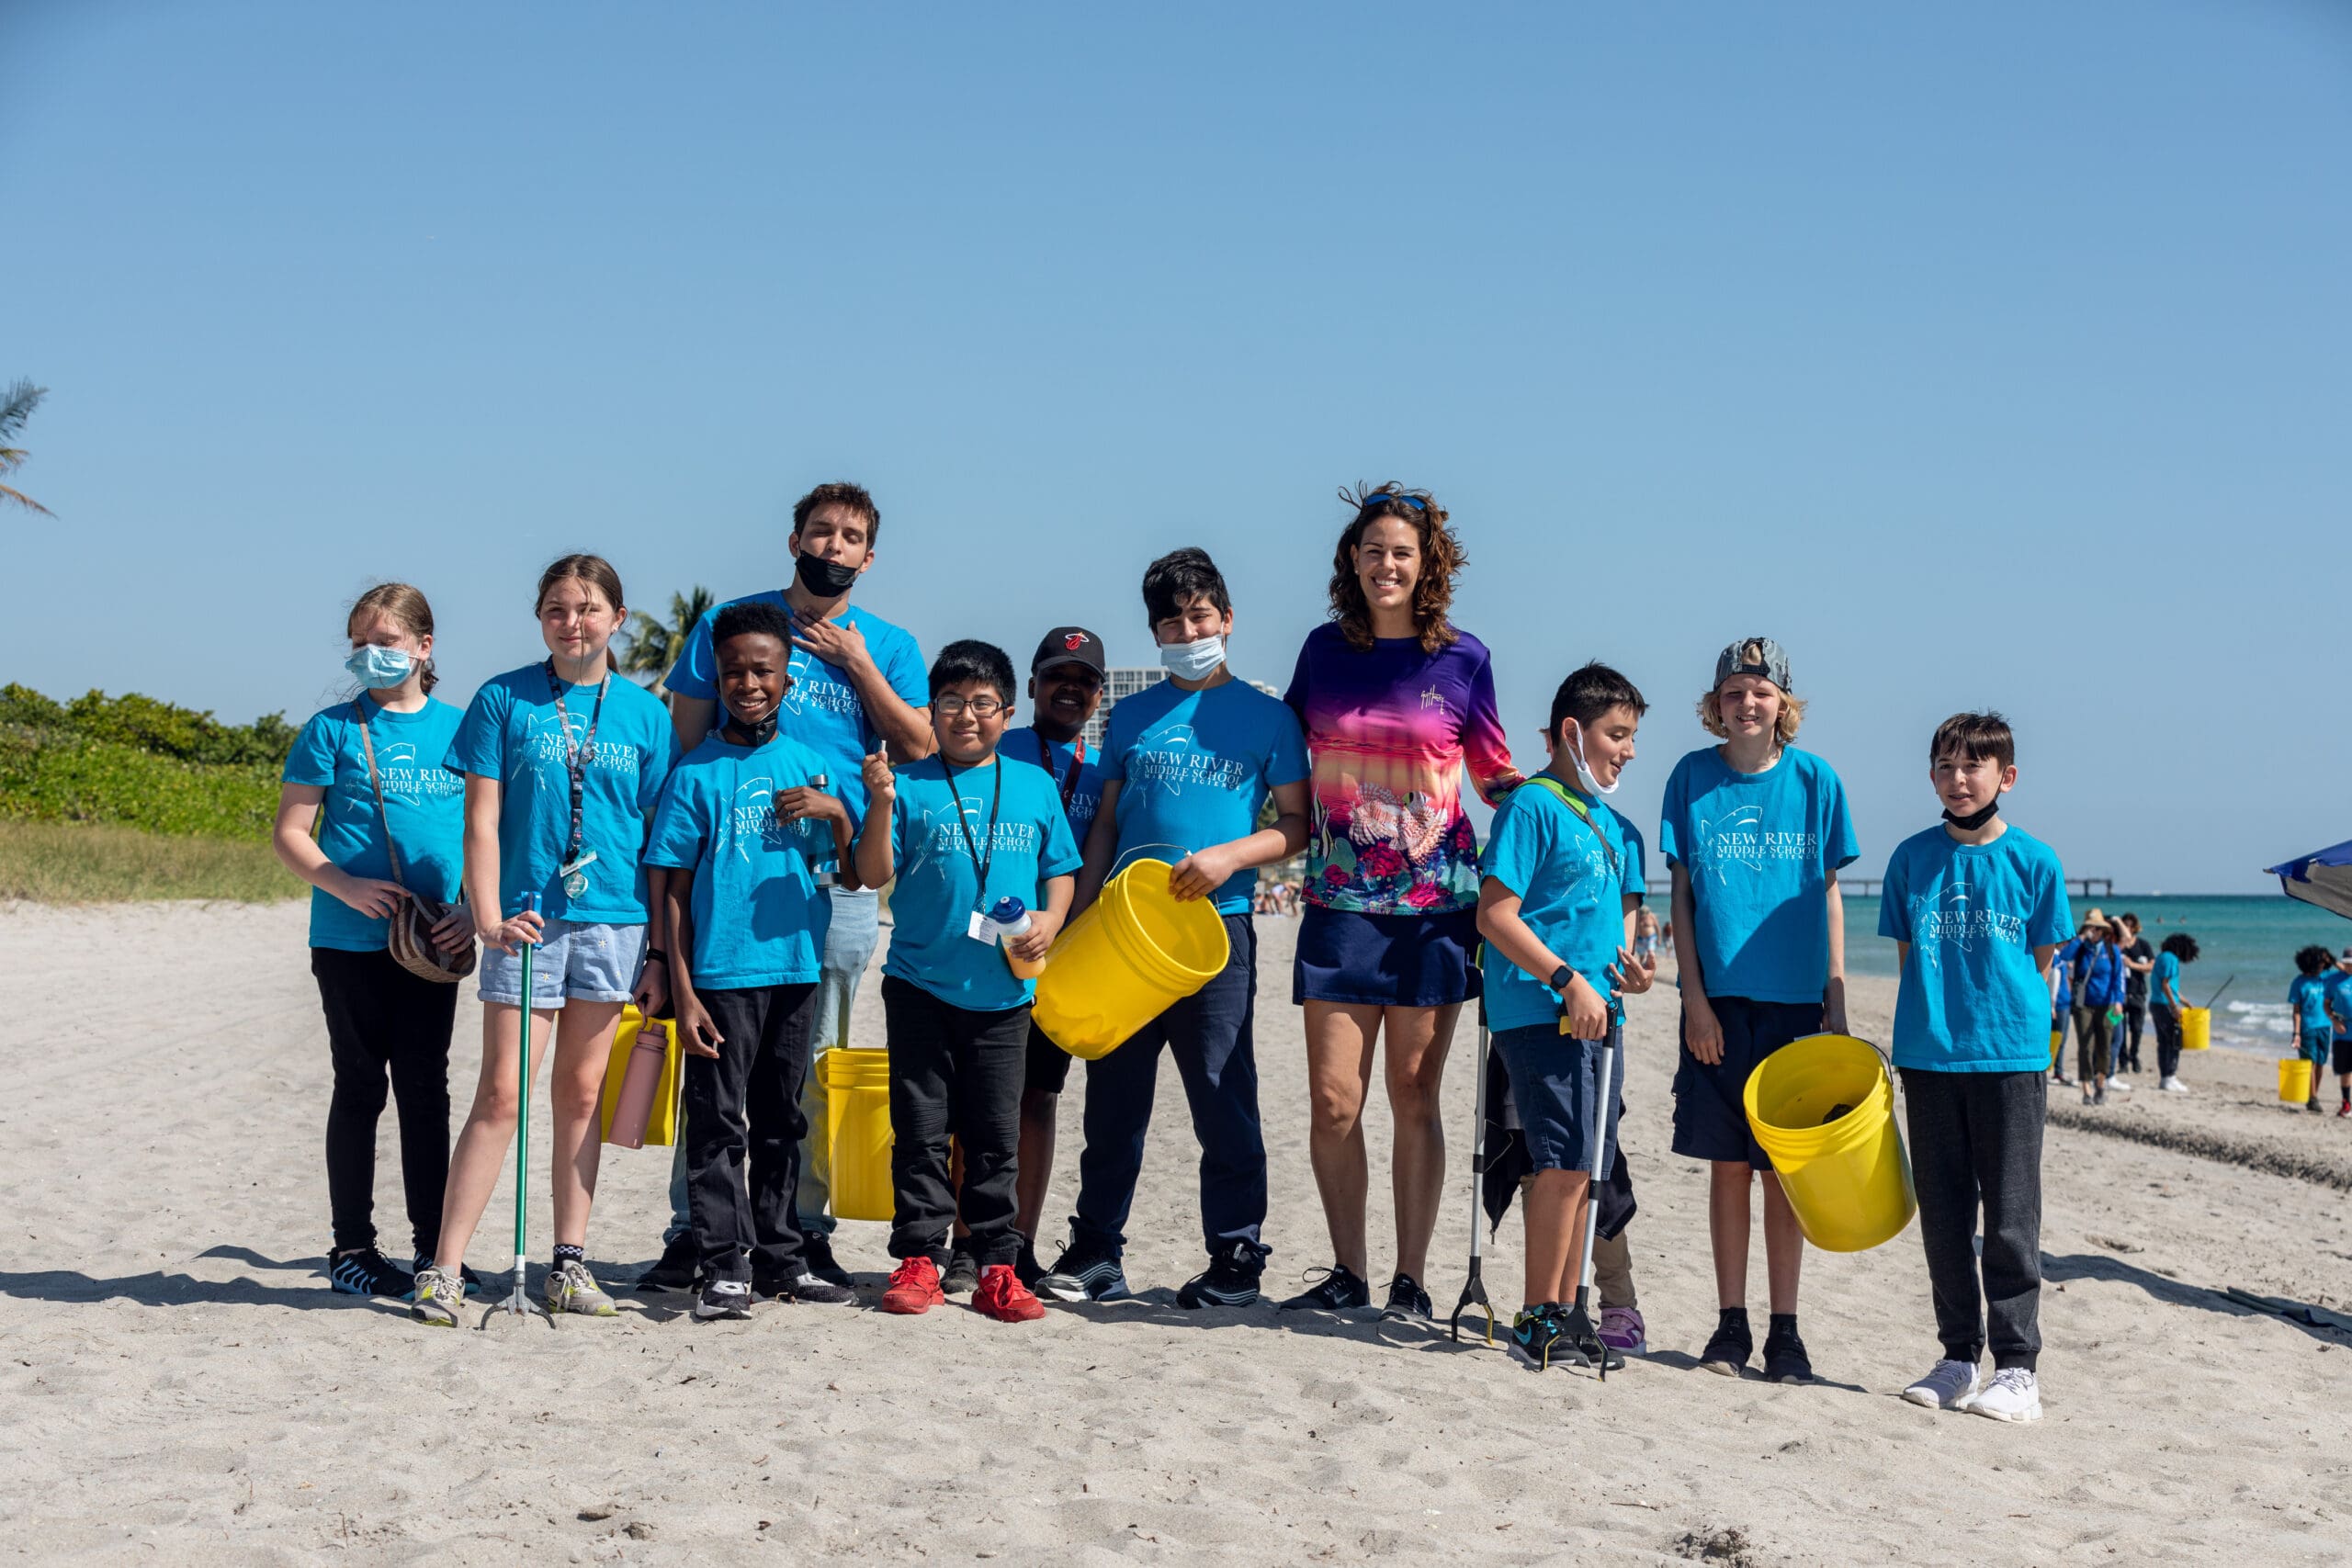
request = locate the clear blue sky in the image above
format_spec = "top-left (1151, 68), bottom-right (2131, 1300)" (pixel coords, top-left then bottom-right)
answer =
top-left (5, 3), bottom-right (2346, 891)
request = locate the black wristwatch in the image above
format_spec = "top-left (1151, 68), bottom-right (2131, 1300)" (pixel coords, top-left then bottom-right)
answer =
top-left (1548, 964), bottom-right (1578, 996)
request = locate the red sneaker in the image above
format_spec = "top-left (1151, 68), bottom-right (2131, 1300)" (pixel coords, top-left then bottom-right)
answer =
top-left (970, 1263), bottom-right (1046, 1323)
top-left (880, 1256), bottom-right (944, 1315)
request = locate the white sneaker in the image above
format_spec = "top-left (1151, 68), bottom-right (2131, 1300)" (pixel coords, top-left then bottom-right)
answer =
top-left (2160, 1077), bottom-right (2189, 1094)
top-left (1968, 1366), bottom-right (2041, 1423)
top-left (1901, 1358), bottom-right (1981, 1410)
top-left (2106, 1075), bottom-right (2132, 1091)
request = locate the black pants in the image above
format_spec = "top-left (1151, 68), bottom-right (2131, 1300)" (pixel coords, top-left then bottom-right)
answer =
top-left (311, 946), bottom-right (458, 1258)
top-left (882, 976), bottom-right (1029, 1267)
top-left (2151, 1003), bottom-right (2184, 1078)
top-left (684, 982), bottom-right (820, 1282)
top-left (1899, 1067), bottom-right (2044, 1371)
top-left (2118, 1001), bottom-right (2146, 1072)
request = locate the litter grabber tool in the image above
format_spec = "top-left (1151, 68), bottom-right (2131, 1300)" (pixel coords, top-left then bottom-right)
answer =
top-left (1556, 1017), bottom-right (1625, 1379)
top-left (1448, 995), bottom-right (1496, 1346)
top-left (483, 892), bottom-right (555, 1330)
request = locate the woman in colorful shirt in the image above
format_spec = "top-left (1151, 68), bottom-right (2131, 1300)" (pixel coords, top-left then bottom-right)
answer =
top-left (1279, 483), bottom-right (1521, 1316)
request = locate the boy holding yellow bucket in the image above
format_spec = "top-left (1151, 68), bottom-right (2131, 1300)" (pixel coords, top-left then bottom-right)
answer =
top-left (1879, 712), bottom-right (2072, 1424)
top-left (854, 640), bottom-right (1082, 1324)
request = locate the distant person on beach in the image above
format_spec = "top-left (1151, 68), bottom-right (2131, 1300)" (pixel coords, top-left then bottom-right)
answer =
top-left (2068, 911), bottom-right (2125, 1103)
top-left (2148, 931), bottom-right (2199, 1094)
top-left (2289, 946), bottom-right (2334, 1114)
top-left (1281, 483), bottom-right (1521, 1319)
top-left (2327, 949), bottom-right (2352, 1118)
top-left (2115, 913), bottom-right (2154, 1074)
top-left (1883, 711), bottom-right (2069, 1425)
top-left (413, 555), bottom-right (679, 1325)
top-left (274, 582), bottom-right (474, 1302)
top-left (650, 482), bottom-right (930, 1295)
top-left (1632, 907), bottom-right (1662, 973)
top-left (1662, 637), bottom-right (1859, 1384)
top-left (2046, 931), bottom-right (2074, 1088)
top-left (1038, 548), bottom-right (1310, 1310)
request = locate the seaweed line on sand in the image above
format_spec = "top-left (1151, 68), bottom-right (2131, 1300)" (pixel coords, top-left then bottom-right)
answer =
top-left (2047, 1103), bottom-right (2352, 1191)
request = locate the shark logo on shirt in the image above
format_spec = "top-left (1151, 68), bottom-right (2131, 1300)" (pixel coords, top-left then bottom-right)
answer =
top-left (359, 737), bottom-right (460, 804)
top-left (522, 708), bottom-right (639, 782)
top-left (1907, 867), bottom-right (2025, 971)
top-left (726, 775), bottom-right (786, 863)
top-left (1127, 723), bottom-right (1250, 796)
top-left (1692, 804), bottom-right (1816, 885)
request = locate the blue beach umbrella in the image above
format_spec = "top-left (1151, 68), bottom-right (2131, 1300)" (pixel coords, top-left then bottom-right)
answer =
top-left (2266, 840), bottom-right (2352, 921)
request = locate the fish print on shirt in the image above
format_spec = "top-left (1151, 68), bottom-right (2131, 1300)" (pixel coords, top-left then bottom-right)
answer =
top-left (1906, 863), bottom-right (2028, 972)
top-left (1692, 804), bottom-right (1817, 886)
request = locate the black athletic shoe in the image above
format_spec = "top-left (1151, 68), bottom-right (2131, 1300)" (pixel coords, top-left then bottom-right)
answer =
top-left (636, 1234), bottom-right (700, 1293)
top-left (1177, 1240), bottom-right (1268, 1308)
top-left (1700, 1310), bottom-right (1754, 1377)
top-left (1554, 1303), bottom-right (1625, 1371)
top-left (1509, 1305), bottom-right (1566, 1371)
top-left (941, 1243), bottom-right (981, 1297)
top-left (409, 1254), bottom-right (483, 1293)
top-left (1380, 1273), bottom-right (1434, 1322)
top-left (1014, 1236), bottom-right (1046, 1289)
top-left (693, 1279), bottom-right (753, 1321)
top-left (753, 1269), bottom-right (860, 1305)
top-left (1277, 1264), bottom-right (1372, 1313)
top-left (329, 1247), bottom-right (412, 1299)
top-left (1762, 1322), bottom-right (1815, 1384)
top-left (1036, 1244), bottom-right (1131, 1303)
top-left (802, 1234), bottom-right (854, 1290)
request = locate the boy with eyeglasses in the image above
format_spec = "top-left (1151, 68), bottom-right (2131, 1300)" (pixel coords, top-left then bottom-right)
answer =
top-left (854, 640), bottom-right (1080, 1322)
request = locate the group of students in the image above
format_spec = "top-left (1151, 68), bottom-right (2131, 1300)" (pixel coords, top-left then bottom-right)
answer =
top-left (2288, 944), bottom-right (2352, 1116)
top-left (2046, 908), bottom-right (2199, 1102)
top-left (276, 479), bottom-right (2076, 1424)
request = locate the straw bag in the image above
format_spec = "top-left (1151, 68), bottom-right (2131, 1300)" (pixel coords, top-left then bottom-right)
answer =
top-left (356, 700), bottom-right (477, 984)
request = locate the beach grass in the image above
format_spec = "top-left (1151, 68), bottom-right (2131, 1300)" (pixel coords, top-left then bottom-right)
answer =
top-left (0, 820), bottom-right (302, 904)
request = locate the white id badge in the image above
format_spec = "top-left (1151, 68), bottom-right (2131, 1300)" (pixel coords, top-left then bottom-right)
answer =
top-left (967, 910), bottom-right (995, 944)
top-left (560, 850), bottom-right (600, 898)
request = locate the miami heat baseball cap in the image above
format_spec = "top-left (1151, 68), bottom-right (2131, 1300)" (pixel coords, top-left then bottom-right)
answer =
top-left (1031, 626), bottom-right (1106, 678)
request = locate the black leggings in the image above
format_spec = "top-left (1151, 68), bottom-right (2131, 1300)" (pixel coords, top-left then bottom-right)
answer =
top-left (311, 947), bottom-right (458, 1257)
top-left (2150, 1004), bottom-right (2184, 1080)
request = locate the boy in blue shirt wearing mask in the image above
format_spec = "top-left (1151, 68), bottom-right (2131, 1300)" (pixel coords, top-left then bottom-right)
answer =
top-left (1038, 547), bottom-right (1311, 1311)
top-left (1476, 662), bottom-right (1654, 1371)
top-left (645, 602), bottom-right (861, 1320)
top-left (854, 640), bottom-right (1082, 1324)
top-left (1660, 637), bottom-right (1858, 1383)
top-left (1882, 712), bottom-right (2071, 1424)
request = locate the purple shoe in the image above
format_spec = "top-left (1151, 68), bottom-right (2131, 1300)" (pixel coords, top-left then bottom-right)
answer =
top-left (1599, 1305), bottom-right (1647, 1357)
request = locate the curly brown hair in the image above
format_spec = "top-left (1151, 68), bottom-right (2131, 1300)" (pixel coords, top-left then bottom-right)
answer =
top-left (1327, 482), bottom-right (1463, 653)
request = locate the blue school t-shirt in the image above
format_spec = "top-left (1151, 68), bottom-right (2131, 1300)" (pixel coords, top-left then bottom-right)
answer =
top-left (2050, 940), bottom-right (2075, 1013)
top-left (643, 734), bottom-right (838, 989)
top-left (1009, 726), bottom-right (1105, 848)
top-left (446, 665), bottom-right (679, 923)
top-left (662, 594), bottom-right (926, 819)
top-left (1099, 677), bottom-right (1310, 914)
top-left (282, 696), bottom-right (467, 952)
top-left (2151, 951), bottom-right (2183, 1009)
top-left (1478, 777), bottom-right (1645, 1034)
top-left (1658, 745), bottom-right (1859, 1005)
top-left (2324, 969), bottom-right (2352, 1038)
top-left (1878, 824), bottom-right (2073, 1072)
top-left (2290, 974), bottom-right (2332, 1035)
top-left (882, 754), bottom-right (1084, 1011)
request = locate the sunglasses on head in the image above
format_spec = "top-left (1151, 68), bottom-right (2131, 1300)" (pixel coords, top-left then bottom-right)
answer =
top-left (1364, 491), bottom-right (1426, 513)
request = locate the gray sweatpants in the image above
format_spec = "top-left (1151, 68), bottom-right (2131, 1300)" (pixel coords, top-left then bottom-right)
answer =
top-left (1899, 1067), bottom-right (2044, 1371)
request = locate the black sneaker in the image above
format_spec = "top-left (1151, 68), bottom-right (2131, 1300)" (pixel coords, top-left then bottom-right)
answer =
top-left (1277, 1265), bottom-right (1371, 1313)
top-left (1014, 1236), bottom-right (1046, 1289)
top-left (1380, 1273), bottom-right (1434, 1322)
top-left (1177, 1240), bottom-right (1268, 1308)
top-left (802, 1234), bottom-right (854, 1290)
top-left (328, 1247), bottom-right (412, 1299)
top-left (636, 1234), bottom-right (700, 1294)
top-left (408, 1253), bottom-right (483, 1293)
top-left (1036, 1243), bottom-right (1130, 1303)
top-left (941, 1243), bottom-right (981, 1297)
top-left (1762, 1321), bottom-right (1815, 1384)
top-left (1509, 1305), bottom-right (1566, 1371)
top-left (753, 1269), bottom-right (860, 1306)
top-left (1554, 1303), bottom-right (1625, 1371)
top-left (693, 1279), bottom-right (753, 1321)
top-left (1700, 1309), bottom-right (1753, 1377)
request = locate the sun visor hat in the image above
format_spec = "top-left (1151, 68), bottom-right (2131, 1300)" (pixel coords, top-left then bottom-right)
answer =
top-left (1032, 626), bottom-right (1107, 678)
top-left (1713, 637), bottom-right (1792, 694)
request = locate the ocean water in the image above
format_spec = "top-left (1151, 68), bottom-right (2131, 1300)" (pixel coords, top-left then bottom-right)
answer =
top-left (1838, 895), bottom-right (2349, 1056)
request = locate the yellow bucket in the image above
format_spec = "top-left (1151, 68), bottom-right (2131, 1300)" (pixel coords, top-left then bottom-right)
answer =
top-left (2180, 1007), bottom-right (2211, 1051)
top-left (1033, 859), bottom-right (1231, 1059)
top-left (598, 1005), bottom-right (683, 1147)
top-left (1743, 1033), bottom-right (1917, 1253)
top-left (820, 1047), bottom-right (895, 1223)
top-left (2048, 1028), bottom-right (2064, 1066)
top-left (2280, 1057), bottom-right (2314, 1103)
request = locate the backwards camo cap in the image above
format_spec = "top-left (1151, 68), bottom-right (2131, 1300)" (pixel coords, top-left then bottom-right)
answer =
top-left (1713, 637), bottom-right (1792, 694)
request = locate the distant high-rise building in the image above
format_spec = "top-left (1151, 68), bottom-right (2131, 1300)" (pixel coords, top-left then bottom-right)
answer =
top-left (1082, 667), bottom-right (1282, 750)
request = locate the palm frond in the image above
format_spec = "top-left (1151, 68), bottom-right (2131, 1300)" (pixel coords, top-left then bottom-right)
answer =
top-left (0, 381), bottom-right (45, 444)
top-left (0, 481), bottom-right (54, 516)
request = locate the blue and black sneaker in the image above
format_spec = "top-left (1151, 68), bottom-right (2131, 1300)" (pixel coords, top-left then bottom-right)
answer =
top-left (1177, 1239), bottom-right (1268, 1308)
top-left (1509, 1304), bottom-right (1567, 1371)
top-left (1036, 1243), bottom-right (1131, 1303)
top-left (1554, 1303), bottom-right (1625, 1371)
top-left (329, 1247), bottom-right (413, 1300)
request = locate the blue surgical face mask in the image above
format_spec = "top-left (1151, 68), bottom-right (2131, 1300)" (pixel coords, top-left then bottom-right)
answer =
top-left (345, 644), bottom-right (414, 689)
top-left (1159, 633), bottom-right (1226, 681)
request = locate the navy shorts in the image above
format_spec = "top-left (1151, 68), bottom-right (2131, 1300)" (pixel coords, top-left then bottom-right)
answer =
top-left (1293, 905), bottom-right (1483, 1008)
top-left (1492, 1021), bottom-right (1625, 1173)
top-left (1026, 1020), bottom-right (1074, 1094)
top-left (1670, 996), bottom-right (1822, 1169)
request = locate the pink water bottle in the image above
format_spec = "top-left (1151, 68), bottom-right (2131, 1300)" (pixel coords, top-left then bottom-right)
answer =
top-left (608, 1018), bottom-right (671, 1148)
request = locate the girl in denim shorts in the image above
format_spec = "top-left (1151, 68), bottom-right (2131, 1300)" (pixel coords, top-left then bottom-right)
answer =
top-left (410, 554), bottom-right (680, 1325)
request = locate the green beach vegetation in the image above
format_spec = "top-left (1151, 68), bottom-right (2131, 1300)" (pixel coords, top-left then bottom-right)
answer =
top-left (0, 682), bottom-right (302, 903)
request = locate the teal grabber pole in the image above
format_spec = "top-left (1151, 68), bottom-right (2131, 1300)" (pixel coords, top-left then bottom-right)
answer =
top-left (483, 891), bottom-right (554, 1327)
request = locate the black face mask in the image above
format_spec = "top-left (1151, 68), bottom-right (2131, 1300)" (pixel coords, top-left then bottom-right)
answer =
top-left (795, 551), bottom-right (860, 598)
top-left (725, 709), bottom-right (779, 748)
top-left (1942, 801), bottom-right (2000, 830)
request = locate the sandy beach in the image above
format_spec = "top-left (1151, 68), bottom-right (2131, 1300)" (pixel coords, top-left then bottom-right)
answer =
top-left (4, 900), bottom-right (2348, 1566)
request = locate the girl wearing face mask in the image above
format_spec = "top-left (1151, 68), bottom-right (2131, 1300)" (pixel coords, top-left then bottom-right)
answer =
top-left (273, 582), bottom-right (473, 1302)
top-left (1278, 484), bottom-right (1522, 1320)
top-left (409, 554), bottom-right (681, 1327)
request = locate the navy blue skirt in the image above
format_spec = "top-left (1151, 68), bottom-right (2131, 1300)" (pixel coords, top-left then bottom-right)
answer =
top-left (1294, 905), bottom-right (1483, 1008)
